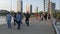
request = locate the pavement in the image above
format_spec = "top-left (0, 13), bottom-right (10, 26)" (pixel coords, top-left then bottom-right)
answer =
top-left (0, 17), bottom-right (55, 34)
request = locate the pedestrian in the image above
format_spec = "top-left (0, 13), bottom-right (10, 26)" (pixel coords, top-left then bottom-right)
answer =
top-left (48, 14), bottom-right (50, 19)
top-left (21, 13), bottom-right (23, 25)
top-left (39, 14), bottom-right (41, 20)
top-left (13, 13), bottom-right (17, 26)
top-left (16, 12), bottom-right (22, 29)
top-left (41, 14), bottom-right (43, 21)
top-left (6, 12), bottom-right (12, 28)
top-left (25, 12), bottom-right (30, 26)
top-left (44, 14), bottom-right (47, 20)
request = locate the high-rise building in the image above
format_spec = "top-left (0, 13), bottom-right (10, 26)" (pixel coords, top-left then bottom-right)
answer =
top-left (17, 0), bottom-right (21, 12)
top-left (26, 4), bottom-right (32, 14)
top-left (17, 0), bottom-right (23, 13)
top-left (48, 2), bottom-right (55, 15)
top-left (26, 4), bottom-right (30, 13)
top-left (51, 2), bottom-right (55, 12)
top-left (48, 0), bottom-right (56, 16)
top-left (43, 0), bottom-right (48, 14)
top-left (36, 6), bottom-right (38, 13)
top-left (30, 4), bottom-right (32, 14)
top-left (35, 6), bottom-right (38, 13)
top-left (51, 2), bottom-right (55, 15)
top-left (21, 0), bottom-right (23, 13)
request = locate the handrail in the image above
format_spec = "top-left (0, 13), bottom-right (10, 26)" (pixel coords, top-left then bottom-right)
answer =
top-left (51, 17), bottom-right (59, 34)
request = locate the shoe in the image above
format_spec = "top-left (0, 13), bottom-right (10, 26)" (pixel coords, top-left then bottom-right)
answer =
top-left (17, 27), bottom-right (20, 30)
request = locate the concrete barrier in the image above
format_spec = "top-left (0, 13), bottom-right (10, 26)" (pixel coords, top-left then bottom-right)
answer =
top-left (51, 17), bottom-right (59, 34)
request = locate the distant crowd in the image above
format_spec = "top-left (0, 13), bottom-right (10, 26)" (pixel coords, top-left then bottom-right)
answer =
top-left (39, 13), bottom-right (50, 21)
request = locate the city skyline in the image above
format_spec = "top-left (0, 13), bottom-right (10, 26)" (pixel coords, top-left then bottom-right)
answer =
top-left (0, 0), bottom-right (60, 12)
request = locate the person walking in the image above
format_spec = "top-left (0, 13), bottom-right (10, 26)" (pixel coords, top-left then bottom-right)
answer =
top-left (16, 12), bottom-right (22, 29)
top-left (21, 13), bottom-right (23, 25)
top-left (6, 12), bottom-right (12, 28)
top-left (13, 13), bottom-right (17, 26)
top-left (41, 14), bottom-right (44, 21)
top-left (44, 14), bottom-right (47, 20)
top-left (48, 13), bottom-right (50, 19)
top-left (25, 12), bottom-right (30, 26)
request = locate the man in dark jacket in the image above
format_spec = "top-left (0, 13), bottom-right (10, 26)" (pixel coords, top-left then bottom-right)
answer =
top-left (44, 14), bottom-right (47, 20)
top-left (13, 13), bottom-right (17, 26)
top-left (25, 12), bottom-right (30, 26)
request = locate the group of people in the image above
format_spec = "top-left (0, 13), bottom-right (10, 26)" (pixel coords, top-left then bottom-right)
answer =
top-left (39, 13), bottom-right (50, 21)
top-left (6, 12), bottom-right (50, 29)
top-left (6, 12), bottom-right (30, 29)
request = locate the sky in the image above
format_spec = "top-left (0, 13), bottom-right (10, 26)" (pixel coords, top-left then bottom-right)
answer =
top-left (0, 0), bottom-right (60, 12)
top-left (51, 0), bottom-right (60, 10)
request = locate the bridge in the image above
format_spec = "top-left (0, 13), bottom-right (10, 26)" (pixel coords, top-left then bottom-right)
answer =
top-left (0, 17), bottom-right (55, 34)
top-left (0, 0), bottom-right (60, 34)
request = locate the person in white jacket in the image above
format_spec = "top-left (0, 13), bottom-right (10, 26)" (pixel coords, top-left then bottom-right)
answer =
top-left (6, 12), bottom-right (12, 28)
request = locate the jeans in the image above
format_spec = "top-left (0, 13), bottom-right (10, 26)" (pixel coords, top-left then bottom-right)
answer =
top-left (25, 20), bottom-right (29, 26)
top-left (16, 21), bottom-right (21, 29)
top-left (14, 20), bottom-right (16, 26)
top-left (7, 21), bottom-right (11, 28)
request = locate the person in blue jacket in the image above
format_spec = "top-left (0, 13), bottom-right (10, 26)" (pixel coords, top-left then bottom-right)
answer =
top-left (16, 12), bottom-right (22, 29)
top-left (6, 12), bottom-right (12, 28)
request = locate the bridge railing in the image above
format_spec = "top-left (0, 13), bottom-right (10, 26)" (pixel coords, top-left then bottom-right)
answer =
top-left (50, 17), bottom-right (59, 34)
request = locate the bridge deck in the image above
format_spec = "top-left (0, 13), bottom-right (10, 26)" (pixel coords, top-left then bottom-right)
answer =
top-left (0, 18), bottom-right (55, 34)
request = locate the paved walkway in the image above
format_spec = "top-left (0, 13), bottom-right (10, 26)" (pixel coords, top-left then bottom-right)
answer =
top-left (0, 18), bottom-right (55, 34)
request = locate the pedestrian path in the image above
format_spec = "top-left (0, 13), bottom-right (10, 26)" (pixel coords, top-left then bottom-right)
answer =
top-left (0, 18), bottom-right (55, 34)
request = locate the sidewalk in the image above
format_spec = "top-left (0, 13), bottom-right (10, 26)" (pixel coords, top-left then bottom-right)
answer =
top-left (0, 18), bottom-right (55, 34)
